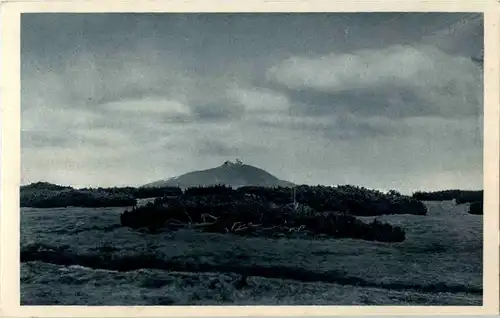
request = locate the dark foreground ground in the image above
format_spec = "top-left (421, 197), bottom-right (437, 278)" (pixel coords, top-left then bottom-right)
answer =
top-left (20, 201), bottom-right (482, 305)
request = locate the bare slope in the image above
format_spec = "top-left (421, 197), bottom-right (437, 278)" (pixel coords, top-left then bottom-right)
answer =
top-left (143, 161), bottom-right (294, 188)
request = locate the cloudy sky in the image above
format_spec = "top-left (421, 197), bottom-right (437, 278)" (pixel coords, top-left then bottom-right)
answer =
top-left (21, 13), bottom-right (484, 194)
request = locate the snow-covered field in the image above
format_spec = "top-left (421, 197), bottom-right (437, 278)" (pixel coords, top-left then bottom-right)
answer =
top-left (20, 201), bottom-right (482, 305)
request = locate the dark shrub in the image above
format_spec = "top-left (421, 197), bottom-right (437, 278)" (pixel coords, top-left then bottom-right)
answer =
top-left (135, 186), bottom-right (182, 198)
top-left (120, 185), bottom-right (408, 243)
top-left (21, 182), bottom-right (72, 192)
top-left (413, 190), bottom-right (483, 204)
top-left (235, 185), bottom-right (427, 216)
top-left (21, 185), bottom-right (137, 208)
top-left (185, 185), bottom-right (234, 196)
top-left (455, 191), bottom-right (483, 204)
top-left (469, 201), bottom-right (483, 215)
top-left (21, 183), bottom-right (184, 208)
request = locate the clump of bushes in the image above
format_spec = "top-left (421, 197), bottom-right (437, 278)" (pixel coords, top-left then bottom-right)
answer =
top-left (411, 189), bottom-right (483, 216)
top-left (120, 185), bottom-right (409, 243)
top-left (21, 188), bottom-right (137, 208)
top-left (20, 183), bottom-right (137, 208)
top-left (21, 181), bottom-right (427, 222)
top-left (97, 186), bottom-right (182, 199)
top-left (21, 182), bottom-right (72, 192)
top-left (20, 182), bottom-right (183, 208)
top-left (235, 185), bottom-right (427, 216)
top-left (412, 190), bottom-right (483, 204)
top-left (469, 201), bottom-right (483, 215)
top-left (185, 185), bottom-right (234, 196)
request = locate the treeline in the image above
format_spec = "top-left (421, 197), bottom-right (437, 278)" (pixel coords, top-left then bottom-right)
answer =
top-left (121, 197), bottom-right (406, 243)
top-left (21, 182), bottom-right (427, 216)
top-left (87, 186), bottom-right (182, 199)
top-left (412, 190), bottom-right (483, 204)
top-left (119, 184), bottom-right (428, 243)
top-left (21, 182), bottom-right (72, 191)
top-left (234, 185), bottom-right (427, 216)
top-left (469, 201), bottom-right (483, 215)
top-left (21, 188), bottom-right (136, 208)
top-left (20, 182), bottom-right (182, 208)
top-left (412, 189), bottom-right (483, 215)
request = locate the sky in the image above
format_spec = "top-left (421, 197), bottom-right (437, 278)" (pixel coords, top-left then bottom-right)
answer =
top-left (21, 13), bottom-right (484, 194)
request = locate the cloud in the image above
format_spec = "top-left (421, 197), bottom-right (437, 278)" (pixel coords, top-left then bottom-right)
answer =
top-left (267, 45), bottom-right (482, 118)
top-left (196, 139), bottom-right (242, 157)
top-left (22, 131), bottom-right (77, 149)
top-left (420, 13), bottom-right (483, 58)
top-left (20, 13), bottom-right (483, 193)
top-left (102, 98), bottom-right (192, 117)
top-left (228, 87), bottom-right (290, 113)
top-left (22, 107), bottom-right (102, 132)
top-left (27, 47), bottom-right (194, 108)
top-left (75, 128), bottom-right (133, 147)
top-left (190, 100), bottom-right (245, 122)
top-left (194, 138), bottom-right (267, 158)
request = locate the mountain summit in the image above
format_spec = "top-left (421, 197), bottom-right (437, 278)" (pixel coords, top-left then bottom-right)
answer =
top-left (142, 160), bottom-right (294, 188)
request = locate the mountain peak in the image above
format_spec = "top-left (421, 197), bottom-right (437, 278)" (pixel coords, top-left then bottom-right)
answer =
top-left (222, 159), bottom-right (244, 167)
top-left (143, 161), bottom-right (294, 189)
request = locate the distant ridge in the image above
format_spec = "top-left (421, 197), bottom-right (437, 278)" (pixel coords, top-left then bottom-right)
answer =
top-left (21, 182), bottom-right (72, 191)
top-left (142, 160), bottom-right (295, 189)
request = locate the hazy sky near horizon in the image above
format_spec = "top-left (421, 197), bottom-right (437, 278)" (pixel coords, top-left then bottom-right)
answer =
top-left (21, 13), bottom-right (484, 194)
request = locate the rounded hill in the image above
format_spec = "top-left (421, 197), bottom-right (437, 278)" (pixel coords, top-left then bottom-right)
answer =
top-left (142, 160), bottom-right (294, 189)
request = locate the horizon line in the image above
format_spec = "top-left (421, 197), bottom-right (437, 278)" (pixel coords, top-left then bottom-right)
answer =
top-left (20, 180), bottom-right (484, 195)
